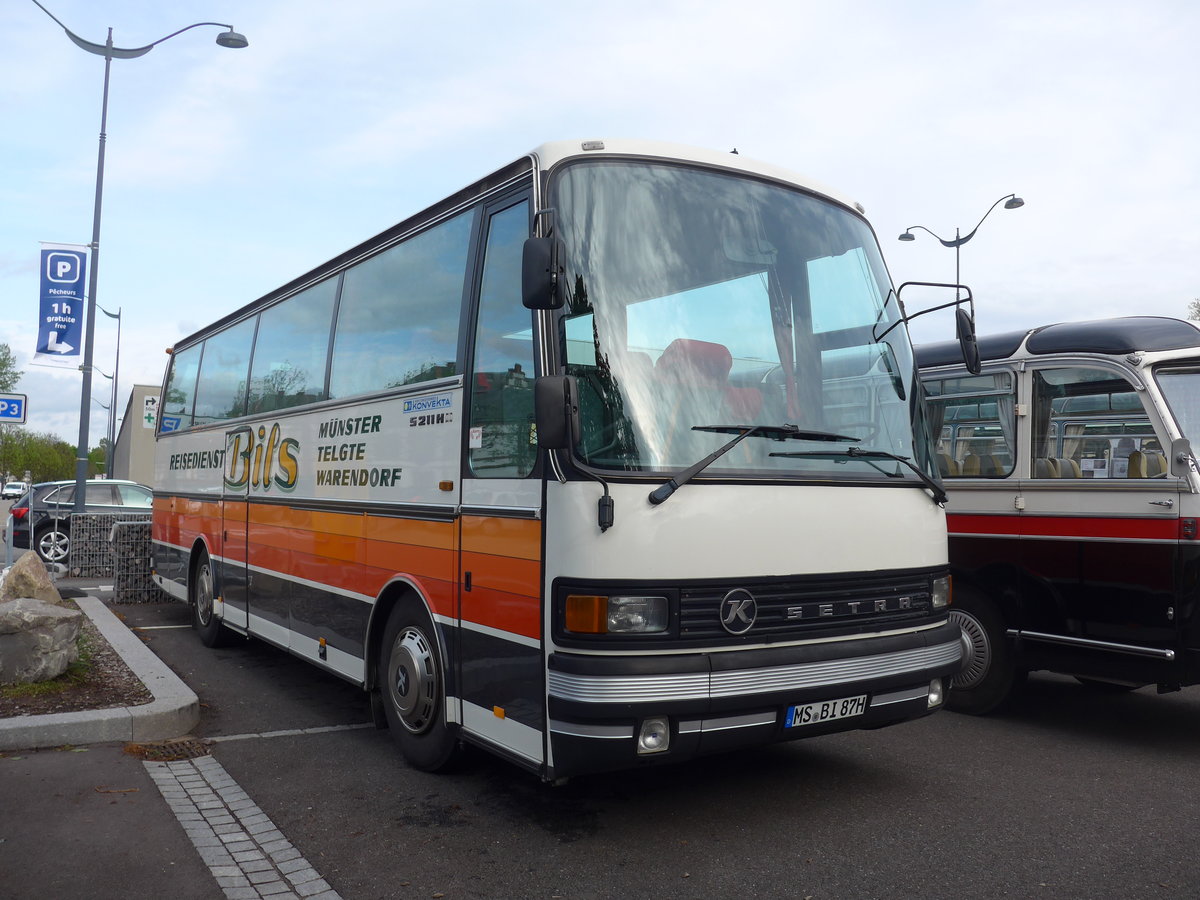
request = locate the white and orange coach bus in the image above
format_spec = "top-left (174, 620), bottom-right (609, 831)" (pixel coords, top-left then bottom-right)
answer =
top-left (152, 140), bottom-right (964, 780)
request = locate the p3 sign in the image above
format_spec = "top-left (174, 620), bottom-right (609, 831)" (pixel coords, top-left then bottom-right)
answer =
top-left (37, 242), bottom-right (88, 358)
top-left (0, 393), bottom-right (27, 424)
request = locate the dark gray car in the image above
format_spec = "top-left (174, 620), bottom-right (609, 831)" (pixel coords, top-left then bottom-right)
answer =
top-left (9, 479), bottom-right (153, 564)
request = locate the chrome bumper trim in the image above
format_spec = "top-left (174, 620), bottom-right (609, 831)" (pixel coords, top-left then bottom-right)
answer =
top-left (548, 639), bottom-right (963, 705)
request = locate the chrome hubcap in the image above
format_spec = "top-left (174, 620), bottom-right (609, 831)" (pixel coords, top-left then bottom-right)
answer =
top-left (196, 564), bottom-right (214, 626)
top-left (950, 608), bottom-right (990, 690)
top-left (387, 627), bottom-right (437, 734)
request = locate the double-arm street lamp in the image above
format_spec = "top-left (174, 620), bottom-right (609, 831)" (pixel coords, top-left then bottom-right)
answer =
top-left (30, 0), bottom-right (247, 512)
top-left (898, 193), bottom-right (1025, 290)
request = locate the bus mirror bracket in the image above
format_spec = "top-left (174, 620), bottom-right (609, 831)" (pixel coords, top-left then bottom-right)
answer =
top-left (535, 375), bottom-right (581, 450)
top-left (1171, 438), bottom-right (1197, 478)
top-left (892, 282), bottom-right (982, 375)
top-left (522, 237), bottom-right (566, 310)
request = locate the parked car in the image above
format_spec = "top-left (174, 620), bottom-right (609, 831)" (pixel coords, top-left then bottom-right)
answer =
top-left (2, 482), bottom-right (27, 500)
top-left (9, 479), bottom-right (154, 564)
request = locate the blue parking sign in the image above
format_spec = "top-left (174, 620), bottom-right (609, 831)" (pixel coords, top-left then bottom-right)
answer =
top-left (0, 393), bottom-right (27, 424)
top-left (36, 242), bottom-right (88, 358)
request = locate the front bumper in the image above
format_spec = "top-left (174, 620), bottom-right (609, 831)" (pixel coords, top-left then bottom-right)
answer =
top-left (547, 620), bottom-right (963, 778)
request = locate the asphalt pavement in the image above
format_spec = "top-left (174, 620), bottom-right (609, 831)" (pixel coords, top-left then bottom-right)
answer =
top-left (7, 574), bottom-right (1200, 899)
top-left (1, 578), bottom-right (344, 900)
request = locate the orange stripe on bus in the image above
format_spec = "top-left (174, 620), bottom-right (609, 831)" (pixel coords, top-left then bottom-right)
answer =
top-left (461, 585), bottom-right (540, 640)
top-left (460, 515), bottom-right (541, 560)
top-left (462, 550), bottom-right (540, 599)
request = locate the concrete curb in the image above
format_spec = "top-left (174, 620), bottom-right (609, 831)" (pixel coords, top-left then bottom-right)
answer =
top-left (0, 595), bottom-right (199, 750)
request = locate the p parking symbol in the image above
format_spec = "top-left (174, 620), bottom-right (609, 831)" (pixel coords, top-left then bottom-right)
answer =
top-left (46, 252), bottom-right (82, 284)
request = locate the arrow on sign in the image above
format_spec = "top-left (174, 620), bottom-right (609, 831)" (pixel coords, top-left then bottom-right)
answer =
top-left (45, 331), bottom-right (74, 353)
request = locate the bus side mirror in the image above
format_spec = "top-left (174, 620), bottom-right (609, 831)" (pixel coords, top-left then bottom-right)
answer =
top-left (522, 237), bottom-right (566, 310)
top-left (1171, 438), bottom-right (1196, 478)
top-left (956, 307), bottom-right (982, 375)
top-left (535, 375), bottom-right (581, 449)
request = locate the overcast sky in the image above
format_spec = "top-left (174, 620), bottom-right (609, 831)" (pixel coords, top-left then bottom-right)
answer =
top-left (2, 0), bottom-right (1197, 443)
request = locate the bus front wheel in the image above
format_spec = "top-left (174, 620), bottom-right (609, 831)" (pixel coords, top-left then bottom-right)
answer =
top-left (947, 589), bottom-right (1016, 715)
top-left (378, 600), bottom-right (462, 772)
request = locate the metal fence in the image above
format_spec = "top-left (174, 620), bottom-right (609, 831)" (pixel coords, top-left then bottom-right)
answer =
top-left (69, 513), bottom-right (165, 603)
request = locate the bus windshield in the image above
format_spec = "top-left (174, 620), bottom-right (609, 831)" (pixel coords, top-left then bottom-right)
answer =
top-left (552, 160), bottom-right (927, 480)
top-left (1155, 367), bottom-right (1200, 446)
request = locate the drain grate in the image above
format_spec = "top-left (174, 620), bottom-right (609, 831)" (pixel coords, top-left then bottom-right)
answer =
top-left (124, 736), bottom-right (212, 761)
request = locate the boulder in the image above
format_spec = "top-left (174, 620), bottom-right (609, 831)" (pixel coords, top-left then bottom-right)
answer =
top-left (0, 598), bottom-right (82, 684)
top-left (0, 551), bottom-right (63, 606)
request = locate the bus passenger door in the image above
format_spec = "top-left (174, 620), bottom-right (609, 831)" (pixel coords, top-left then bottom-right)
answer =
top-left (457, 194), bottom-right (546, 766)
top-left (1018, 365), bottom-right (1182, 662)
top-left (220, 426), bottom-right (251, 631)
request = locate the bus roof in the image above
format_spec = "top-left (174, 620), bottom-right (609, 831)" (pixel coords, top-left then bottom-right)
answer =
top-left (915, 316), bottom-right (1200, 369)
top-left (530, 139), bottom-right (864, 214)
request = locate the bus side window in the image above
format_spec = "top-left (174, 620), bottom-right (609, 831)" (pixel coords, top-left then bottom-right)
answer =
top-left (468, 200), bottom-right (535, 479)
top-left (1032, 366), bottom-right (1159, 479)
top-left (921, 371), bottom-right (1016, 478)
top-left (328, 209), bottom-right (472, 399)
top-left (162, 342), bottom-right (202, 431)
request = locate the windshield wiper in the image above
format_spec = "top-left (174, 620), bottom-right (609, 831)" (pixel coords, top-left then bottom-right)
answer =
top-left (648, 424), bottom-right (860, 506)
top-left (768, 446), bottom-right (948, 506)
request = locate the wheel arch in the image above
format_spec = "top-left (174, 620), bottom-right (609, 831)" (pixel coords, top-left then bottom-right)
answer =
top-left (186, 536), bottom-right (217, 606)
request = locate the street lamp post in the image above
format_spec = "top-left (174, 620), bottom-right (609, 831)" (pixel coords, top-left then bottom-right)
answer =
top-left (898, 193), bottom-right (1025, 291)
top-left (30, 0), bottom-right (247, 513)
top-left (97, 304), bottom-right (121, 478)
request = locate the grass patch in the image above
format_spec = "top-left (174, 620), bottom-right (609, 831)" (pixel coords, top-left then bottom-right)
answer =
top-left (0, 626), bottom-right (96, 700)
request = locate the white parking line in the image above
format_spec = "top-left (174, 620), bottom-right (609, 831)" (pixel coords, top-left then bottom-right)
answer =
top-left (209, 723), bottom-right (374, 744)
top-left (146, 755), bottom-right (342, 900)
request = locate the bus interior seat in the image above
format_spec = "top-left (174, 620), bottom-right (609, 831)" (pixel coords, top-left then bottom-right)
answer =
top-left (963, 453), bottom-right (1006, 476)
top-left (1127, 450), bottom-right (1149, 478)
top-left (725, 385), bottom-right (764, 422)
top-left (937, 453), bottom-right (961, 477)
top-left (1146, 451), bottom-right (1167, 476)
top-left (1034, 458), bottom-right (1058, 478)
top-left (1054, 457), bottom-right (1082, 478)
top-left (656, 339), bottom-right (732, 386)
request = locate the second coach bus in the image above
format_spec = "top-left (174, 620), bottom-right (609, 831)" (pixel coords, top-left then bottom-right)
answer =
top-left (153, 140), bottom-right (963, 780)
top-left (918, 316), bottom-right (1200, 713)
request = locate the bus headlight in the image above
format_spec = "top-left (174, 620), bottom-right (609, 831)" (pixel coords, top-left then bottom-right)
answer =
top-left (931, 575), bottom-right (951, 610)
top-left (565, 594), bottom-right (669, 634)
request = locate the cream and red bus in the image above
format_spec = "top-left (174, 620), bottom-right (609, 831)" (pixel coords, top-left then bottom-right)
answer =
top-left (918, 316), bottom-right (1200, 713)
top-left (152, 140), bottom-right (963, 780)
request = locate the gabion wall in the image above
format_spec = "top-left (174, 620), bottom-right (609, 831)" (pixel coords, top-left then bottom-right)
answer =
top-left (69, 513), bottom-right (165, 603)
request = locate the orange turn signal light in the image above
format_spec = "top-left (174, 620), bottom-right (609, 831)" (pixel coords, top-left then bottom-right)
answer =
top-left (565, 595), bottom-right (608, 633)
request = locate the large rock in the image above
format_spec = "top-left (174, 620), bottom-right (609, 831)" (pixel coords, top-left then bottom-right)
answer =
top-left (0, 598), bottom-right (82, 684)
top-left (1, 551), bottom-right (63, 606)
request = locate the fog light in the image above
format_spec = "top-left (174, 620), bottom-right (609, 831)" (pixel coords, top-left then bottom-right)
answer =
top-left (928, 678), bottom-right (944, 708)
top-left (637, 716), bottom-right (670, 754)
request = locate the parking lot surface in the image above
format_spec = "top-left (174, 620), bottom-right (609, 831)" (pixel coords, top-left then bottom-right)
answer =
top-left (5, 589), bottom-right (1200, 899)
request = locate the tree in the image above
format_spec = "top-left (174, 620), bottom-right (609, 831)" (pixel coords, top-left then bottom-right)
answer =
top-left (0, 428), bottom-right (76, 483)
top-left (0, 343), bottom-right (20, 392)
top-left (1189, 299), bottom-right (1200, 322)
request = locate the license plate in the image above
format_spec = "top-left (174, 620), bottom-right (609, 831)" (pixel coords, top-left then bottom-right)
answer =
top-left (785, 694), bottom-right (868, 728)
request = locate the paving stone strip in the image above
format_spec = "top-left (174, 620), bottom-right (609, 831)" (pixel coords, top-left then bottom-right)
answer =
top-left (146, 755), bottom-right (342, 900)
